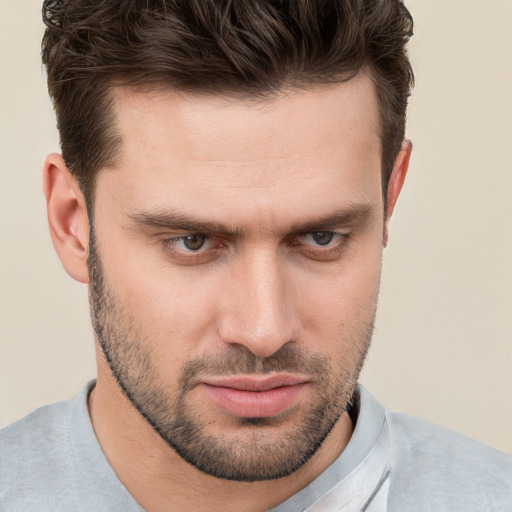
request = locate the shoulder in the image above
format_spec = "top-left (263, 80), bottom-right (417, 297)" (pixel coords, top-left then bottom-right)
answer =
top-left (0, 397), bottom-right (77, 470)
top-left (386, 411), bottom-right (512, 511)
top-left (0, 383), bottom-right (143, 512)
top-left (0, 398), bottom-right (79, 509)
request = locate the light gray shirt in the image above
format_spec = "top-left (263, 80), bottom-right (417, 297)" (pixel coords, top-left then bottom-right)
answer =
top-left (1, 381), bottom-right (511, 511)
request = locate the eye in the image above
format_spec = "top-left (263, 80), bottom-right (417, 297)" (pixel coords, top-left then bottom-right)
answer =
top-left (291, 230), bottom-right (350, 261)
top-left (299, 231), bottom-right (342, 247)
top-left (304, 231), bottom-right (335, 246)
top-left (159, 233), bottom-right (225, 264)
top-left (176, 234), bottom-right (208, 251)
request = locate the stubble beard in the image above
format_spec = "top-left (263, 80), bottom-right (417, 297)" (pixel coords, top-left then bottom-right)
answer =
top-left (87, 231), bottom-right (375, 482)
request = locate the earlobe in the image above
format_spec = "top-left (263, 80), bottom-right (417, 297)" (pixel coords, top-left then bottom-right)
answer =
top-left (383, 140), bottom-right (412, 246)
top-left (43, 153), bottom-right (90, 283)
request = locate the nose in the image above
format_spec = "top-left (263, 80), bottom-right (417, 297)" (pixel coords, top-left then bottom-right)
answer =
top-left (218, 248), bottom-right (298, 358)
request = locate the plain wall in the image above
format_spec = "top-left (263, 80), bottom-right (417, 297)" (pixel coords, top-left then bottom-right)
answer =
top-left (1, 0), bottom-right (511, 453)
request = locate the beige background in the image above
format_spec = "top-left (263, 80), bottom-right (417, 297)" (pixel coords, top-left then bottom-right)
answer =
top-left (1, 0), bottom-right (511, 453)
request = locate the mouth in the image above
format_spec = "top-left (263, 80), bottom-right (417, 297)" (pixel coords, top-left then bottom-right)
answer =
top-left (201, 374), bottom-right (310, 418)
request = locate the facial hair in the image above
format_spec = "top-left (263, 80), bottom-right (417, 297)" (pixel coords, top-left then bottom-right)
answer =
top-left (87, 229), bottom-right (375, 482)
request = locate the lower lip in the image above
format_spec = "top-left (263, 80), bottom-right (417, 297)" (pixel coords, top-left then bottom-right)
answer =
top-left (201, 383), bottom-right (308, 418)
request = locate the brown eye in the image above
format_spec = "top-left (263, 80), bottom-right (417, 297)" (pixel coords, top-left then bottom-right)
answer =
top-left (182, 234), bottom-right (207, 251)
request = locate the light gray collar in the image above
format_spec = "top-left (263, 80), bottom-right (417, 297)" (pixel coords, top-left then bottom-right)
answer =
top-left (303, 420), bottom-right (390, 511)
top-left (270, 385), bottom-right (390, 512)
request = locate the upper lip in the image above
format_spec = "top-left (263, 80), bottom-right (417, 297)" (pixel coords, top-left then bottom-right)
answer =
top-left (202, 374), bottom-right (310, 392)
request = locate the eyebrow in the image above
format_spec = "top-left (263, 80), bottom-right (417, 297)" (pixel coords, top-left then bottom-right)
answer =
top-left (129, 202), bottom-right (374, 238)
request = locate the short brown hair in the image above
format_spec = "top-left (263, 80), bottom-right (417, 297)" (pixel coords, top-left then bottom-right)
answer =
top-left (42, 0), bottom-right (414, 206)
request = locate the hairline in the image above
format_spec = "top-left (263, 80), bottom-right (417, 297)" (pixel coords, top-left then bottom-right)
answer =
top-left (83, 63), bottom-right (391, 212)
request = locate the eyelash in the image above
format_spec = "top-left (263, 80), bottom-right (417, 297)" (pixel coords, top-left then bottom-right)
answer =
top-left (159, 231), bottom-right (350, 263)
top-left (293, 232), bottom-right (350, 259)
top-left (159, 235), bottom-right (223, 263)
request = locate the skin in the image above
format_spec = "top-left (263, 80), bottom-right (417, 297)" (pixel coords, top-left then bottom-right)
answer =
top-left (43, 70), bottom-right (411, 511)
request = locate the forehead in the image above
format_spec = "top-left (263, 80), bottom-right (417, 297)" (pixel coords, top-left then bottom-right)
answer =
top-left (96, 72), bottom-right (382, 230)
top-left (113, 71), bottom-right (379, 162)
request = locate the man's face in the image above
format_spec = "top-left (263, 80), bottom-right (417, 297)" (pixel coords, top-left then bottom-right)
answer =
top-left (89, 72), bottom-right (386, 481)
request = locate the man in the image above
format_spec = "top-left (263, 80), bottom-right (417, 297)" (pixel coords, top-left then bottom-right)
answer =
top-left (0, 0), bottom-right (510, 510)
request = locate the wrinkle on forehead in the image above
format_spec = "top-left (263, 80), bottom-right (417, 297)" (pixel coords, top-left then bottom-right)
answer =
top-left (95, 72), bottom-right (384, 235)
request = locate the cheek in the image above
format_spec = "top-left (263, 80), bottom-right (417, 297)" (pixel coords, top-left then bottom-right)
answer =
top-left (293, 245), bottom-right (382, 351)
top-left (105, 250), bottom-right (221, 359)
top-left (98, 213), bottom-right (382, 363)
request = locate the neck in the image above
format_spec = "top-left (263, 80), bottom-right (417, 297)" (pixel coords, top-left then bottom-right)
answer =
top-left (89, 364), bottom-right (354, 512)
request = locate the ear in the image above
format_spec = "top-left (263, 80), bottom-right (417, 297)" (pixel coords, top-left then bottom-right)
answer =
top-left (383, 140), bottom-right (412, 246)
top-left (43, 153), bottom-right (90, 283)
